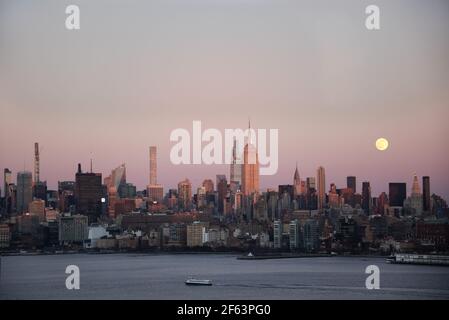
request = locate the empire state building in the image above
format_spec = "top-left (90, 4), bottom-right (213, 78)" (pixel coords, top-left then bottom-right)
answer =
top-left (242, 121), bottom-right (259, 196)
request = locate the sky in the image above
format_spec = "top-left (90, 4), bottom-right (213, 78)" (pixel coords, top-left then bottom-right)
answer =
top-left (0, 0), bottom-right (448, 200)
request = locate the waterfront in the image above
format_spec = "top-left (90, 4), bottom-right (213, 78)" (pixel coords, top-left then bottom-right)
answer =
top-left (0, 254), bottom-right (448, 300)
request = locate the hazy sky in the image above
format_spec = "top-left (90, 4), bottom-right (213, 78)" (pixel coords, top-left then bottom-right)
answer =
top-left (1, 0), bottom-right (448, 199)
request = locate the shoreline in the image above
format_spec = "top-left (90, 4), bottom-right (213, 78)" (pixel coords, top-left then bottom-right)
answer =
top-left (0, 250), bottom-right (391, 258)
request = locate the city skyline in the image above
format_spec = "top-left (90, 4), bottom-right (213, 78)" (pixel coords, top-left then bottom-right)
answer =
top-left (0, 1), bottom-right (448, 303)
top-left (0, 141), bottom-right (445, 202)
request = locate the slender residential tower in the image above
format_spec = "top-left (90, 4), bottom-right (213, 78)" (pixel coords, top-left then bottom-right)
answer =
top-left (147, 146), bottom-right (163, 202)
top-left (34, 142), bottom-right (40, 184)
top-left (317, 166), bottom-right (326, 210)
top-left (422, 176), bottom-right (430, 212)
top-left (149, 146), bottom-right (157, 185)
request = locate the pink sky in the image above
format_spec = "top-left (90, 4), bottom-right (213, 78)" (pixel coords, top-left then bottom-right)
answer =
top-left (1, 0), bottom-right (448, 199)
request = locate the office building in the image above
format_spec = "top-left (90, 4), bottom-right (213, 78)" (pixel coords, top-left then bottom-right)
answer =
top-left (147, 146), bottom-right (164, 202)
top-left (29, 199), bottom-right (45, 221)
top-left (202, 179), bottom-right (214, 193)
top-left (289, 219), bottom-right (300, 250)
top-left (75, 164), bottom-right (102, 221)
top-left (422, 176), bottom-right (431, 212)
top-left (362, 181), bottom-right (372, 214)
top-left (178, 178), bottom-right (192, 210)
top-left (279, 185), bottom-right (294, 200)
top-left (187, 221), bottom-right (207, 247)
top-left (242, 121), bottom-right (259, 195)
top-left (230, 138), bottom-right (242, 187)
top-left (3, 168), bottom-right (12, 198)
top-left (317, 166), bottom-right (326, 210)
top-left (33, 181), bottom-right (47, 202)
top-left (0, 224), bottom-right (10, 248)
top-left (293, 163), bottom-right (301, 196)
top-left (389, 183), bottom-right (407, 207)
top-left (148, 185), bottom-right (164, 203)
top-left (404, 174), bottom-right (423, 216)
top-left (17, 171), bottom-right (32, 213)
top-left (347, 176), bottom-right (356, 193)
top-left (303, 219), bottom-right (319, 252)
top-left (216, 175), bottom-right (227, 214)
top-left (274, 220), bottom-right (282, 249)
top-left (58, 214), bottom-right (89, 244)
top-left (328, 183), bottom-right (340, 208)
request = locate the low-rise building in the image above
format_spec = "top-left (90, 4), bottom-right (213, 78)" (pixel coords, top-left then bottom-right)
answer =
top-left (0, 224), bottom-right (11, 248)
top-left (187, 221), bottom-right (207, 247)
top-left (85, 224), bottom-right (109, 249)
top-left (58, 214), bottom-right (88, 245)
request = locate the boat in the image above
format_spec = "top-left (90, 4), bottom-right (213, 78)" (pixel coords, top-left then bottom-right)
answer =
top-left (185, 278), bottom-right (213, 286)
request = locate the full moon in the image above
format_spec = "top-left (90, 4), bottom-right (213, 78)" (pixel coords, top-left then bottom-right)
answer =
top-left (375, 138), bottom-right (389, 151)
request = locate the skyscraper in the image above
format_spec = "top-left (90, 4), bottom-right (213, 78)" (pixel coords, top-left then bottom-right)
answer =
top-left (328, 183), bottom-right (339, 208)
top-left (317, 166), bottom-right (326, 210)
top-left (377, 192), bottom-right (388, 215)
top-left (347, 176), bottom-right (356, 193)
top-left (196, 186), bottom-right (207, 209)
top-left (404, 174), bottom-right (423, 216)
top-left (362, 181), bottom-right (371, 214)
top-left (110, 164), bottom-right (126, 190)
top-left (422, 176), bottom-right (430, 212)
top-left (216, 175), bottom-right (227, 214)
top-left (3, 168), bottom-right (12, 199)
top-left (389, 183), bottom-right (406, 207)
top-left (34, 142), bottom-right (40, 184)
top-left (241, 121), bottom-right (259, 196)
top-left (147, 146), bottom-right (163, 202)
top-left (293, 163), bottom-right (301, 196)
top-left (230, 139), bottom-right (242, 187)
top-left (306, 177), bottom-right (316, 192)
top-left (303, 219), bottom-right (319, 253)
top-left (289, 219), bottom-right (300, 250)
top-left (33, 181), bottom-right (47, 202)
top-left (202, 179), bottom-right (214, 193)
top-left (273, 220), bottom-right (282, 249)
top-left (149, 146), bottom-right (157, 185)
top-left (32, 143), bottom-right (47, 202)
top-left (412, 174), bottom-right (421, 196)
top-left (178, 178), bottom-right (192, 210)
top-left (148, 184), bottom-right (164, 203)
top-left (16, 171), bottom-right (32, 213)
top-left (75, 163), bottom-right (103, 221)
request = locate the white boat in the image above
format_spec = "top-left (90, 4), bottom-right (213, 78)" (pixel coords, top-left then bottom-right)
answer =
top-left (185, 278), bottom-right (213, 286)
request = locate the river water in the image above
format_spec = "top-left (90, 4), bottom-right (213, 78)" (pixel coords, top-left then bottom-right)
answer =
top-left (1, 254), bottom-right (448, 299)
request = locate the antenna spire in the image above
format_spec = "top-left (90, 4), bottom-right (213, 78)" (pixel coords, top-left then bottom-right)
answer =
top-left (247, 117), bottom-right (253, 145)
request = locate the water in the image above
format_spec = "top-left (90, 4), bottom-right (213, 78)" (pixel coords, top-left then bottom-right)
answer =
top-left (1, 254), bottom-right (448, 299)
